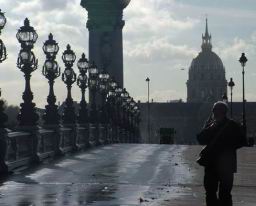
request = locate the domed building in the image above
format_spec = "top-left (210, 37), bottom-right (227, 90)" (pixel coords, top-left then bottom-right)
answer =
top-left (187, 19), bottom-right (227, 103)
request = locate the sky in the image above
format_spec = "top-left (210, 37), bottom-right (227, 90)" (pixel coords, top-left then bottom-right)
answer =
top-left (0, 0), bottom-right (256, 108)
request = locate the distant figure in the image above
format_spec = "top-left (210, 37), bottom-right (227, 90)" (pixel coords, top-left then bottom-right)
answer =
top-left (197, 101), bottom-right (246, 206)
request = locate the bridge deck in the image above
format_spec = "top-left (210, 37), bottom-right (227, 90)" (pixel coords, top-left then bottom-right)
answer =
top-left (0, 144), bottom-right (255, 205)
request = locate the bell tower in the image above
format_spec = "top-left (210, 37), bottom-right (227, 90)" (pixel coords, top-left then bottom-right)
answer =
top-left (80, 0), bottom-right (131, 87)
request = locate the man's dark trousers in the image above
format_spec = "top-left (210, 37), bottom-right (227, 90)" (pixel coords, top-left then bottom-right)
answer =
top-left (204, 167), bottom-right (233, 206)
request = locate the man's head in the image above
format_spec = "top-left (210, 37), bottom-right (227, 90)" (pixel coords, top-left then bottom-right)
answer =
top-left (212, 101), bottom-right (228, 122)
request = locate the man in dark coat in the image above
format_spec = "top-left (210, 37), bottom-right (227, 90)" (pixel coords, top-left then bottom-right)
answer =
top-left (197, 101), bottom-right (246, 206)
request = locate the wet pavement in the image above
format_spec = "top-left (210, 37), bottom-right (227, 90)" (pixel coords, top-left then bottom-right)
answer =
top-left (0, 144), bottom-right (256, 205)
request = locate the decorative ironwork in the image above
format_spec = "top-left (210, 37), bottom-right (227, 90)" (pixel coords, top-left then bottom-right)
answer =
top-left (98, 68), bottom-right (110, 124)
top-left (228, 78), bottom-right (235, 118)
top-left (62, 44), bottom-right (77, 124)
top-left (16, 18), bottom-right (39, 126)
top-left (88, 62), bottom-right (99, 124)
top-left (77, 53), bottom-right (89, 124)
top-left (0, 39), bottom-right (6, 63)
top-left (42, 33), bottom-right (61, 125)
top-left (239, 53), bottom-right (248, 139)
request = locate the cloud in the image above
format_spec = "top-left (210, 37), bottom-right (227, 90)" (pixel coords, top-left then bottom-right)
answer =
top-left (216, 38), bottom-right (250, 60)
top-left (11, 0), bottom-right (41, 14)
top-left (41, 0), bottom-right (76, 11)
top-left (124, 37), bottom-right (197, 63)
top-left (124, 0), bottom-right (200, 41)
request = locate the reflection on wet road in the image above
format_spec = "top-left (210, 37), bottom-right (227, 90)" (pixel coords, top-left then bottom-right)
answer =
top-left (0, 144), bottom-right (192, 205)
top-left (0, 144), bottom-right (256, 205)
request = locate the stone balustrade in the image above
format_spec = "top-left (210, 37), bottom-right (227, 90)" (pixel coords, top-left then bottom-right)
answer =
top-left (0, 122), bottom-right (139, 175)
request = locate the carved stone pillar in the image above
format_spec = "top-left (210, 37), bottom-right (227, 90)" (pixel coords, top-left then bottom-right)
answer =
top-left (80, 0), bottom-right (130, 88)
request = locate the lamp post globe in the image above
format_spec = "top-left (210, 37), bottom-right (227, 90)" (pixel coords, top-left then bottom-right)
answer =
top-left (121, 88), bottom-right (129, 99)
top-left (239, 53), bottom-right (247, 67)
top-left (228, 78), bottom-right (235, 88)
top-left (109, 80), bottom-right (118, 93)
top-left (16, 18), bottom-right (38, 49)
top-left (115, 87), bottom-right (123, 98)
top-left (239, 52), bottom-right (247, 139)
top-left (77, 53), bottom-right (89, 124)
top-left (62, 44), bottom-right (76, 68)
top-left (43, 33), bottom-right (59, 60)
top-left (16, 18), bottom-right (39, 126)
top-left (88, 62), bottom-right (99, 78)
top-left (77, 53), bottom-right (89, 74)
top-left (62, 44), bottom-right (77, 124)
top-left (42, 33), bottom-right (61, 125)
top-left (228, 78), bottom-right (235, 118)
top-left (0, 9), bottom-right (7, 32)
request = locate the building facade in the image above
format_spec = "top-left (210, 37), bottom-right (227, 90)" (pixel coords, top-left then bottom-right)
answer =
top-left (139, 102), bottom-right (256, 144)
top-left (187, 19), bottom-right (227, 103)
top-left (139, 20), bottom-right (256, 144)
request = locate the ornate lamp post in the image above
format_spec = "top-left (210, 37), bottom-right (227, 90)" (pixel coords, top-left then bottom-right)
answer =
top-left (0, 10), bottom-right (6, 31)
top-left (88, 62), bottom-right (99, 123)
top-left (145, 77), bottom-right (150, 143)
top-left (107, 80), bottom-right (117, 143)
top-left (121, 88), bottom-right (129, 142)
top-left (239, 53), bottom-right (247, 138)
top-left (99, 69), bottom-right (110, 120)
top-left (61, 44), bottom-right (77, 124)
top-left (16, 18), bottom-right (39, 126)
top-left (42, 33), bottom-right (60, 125)
top-left (135, 106), bottom-right (141, 143)
top-left (77, 53), bottom-right (89, 124)
top-left (88, 62), bottom-right (99, 145)
top-left (115, 86), bottom-right (123, 143)
top-left (98, 68), bottom-right (110, 144)
top-left (132, 104), bottom-right (139, 143)
top-left (0, 9), bottom-right (7, 129)
top-left (129, 99), bottom-right (136, 142)
top-left (125, 95), bottom-right (133, 141)
top-left (228, 78), bottom-right (235, 118)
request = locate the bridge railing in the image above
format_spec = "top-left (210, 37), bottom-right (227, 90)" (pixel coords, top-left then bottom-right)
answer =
top-left (0, 16), bottom-right (141, 175)
top-left (6, 131), bottom-right (32, 171)
top-left (0, 122), bottom-right (140, 174)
